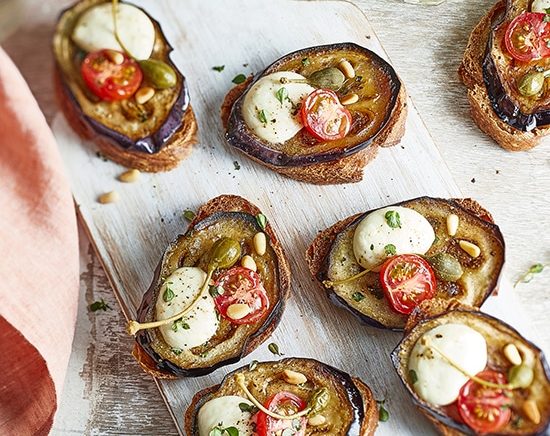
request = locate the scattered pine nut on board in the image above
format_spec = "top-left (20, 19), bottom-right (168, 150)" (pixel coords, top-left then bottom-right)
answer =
top-left (52, 0), bottom-right (540, 434)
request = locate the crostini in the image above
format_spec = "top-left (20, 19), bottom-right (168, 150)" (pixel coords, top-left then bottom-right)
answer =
top-left (221, 43), bottom-right (407, 184)
top-left (306, 197), bottom-right (505, 330)
top-left (127, 195), bottom-right (291, 377)
top-left (184, 358), bottom-right (379, 435)
top-left (53, 0), bottom-right (197, 172)
top-left (460, 0), bottom-right (550, 150)
top-left (392, 300), bottom-right (550, 435)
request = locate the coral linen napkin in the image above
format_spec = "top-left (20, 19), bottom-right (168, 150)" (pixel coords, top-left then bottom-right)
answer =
top-left (0, 48), bottom-right (79, 435)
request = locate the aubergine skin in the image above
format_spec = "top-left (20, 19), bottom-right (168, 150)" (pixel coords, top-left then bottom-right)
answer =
top-left (53, 0), bottom-right (190, 154)
top-left (391, 308), bottom-right (550, 436)
top-left (185, 358), bottom-right (371, 435)
top-left (483, 1), bottom-right (550, 132)
top-left (312, 197), bottom-right (505, 331)
top-left (226, 42), bottom-right (401, 167)
top-left (134, 210), bottom-right (288, 378)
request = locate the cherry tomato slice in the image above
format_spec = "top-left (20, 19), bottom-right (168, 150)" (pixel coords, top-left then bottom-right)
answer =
top-left (213, 266), bottom-right (269, 325)
top-left (81, 49), bottom-right (142, 101)
top-left (457, 370), bottom-right (512, 434)
top-left (300, 89), bottom-right (352, 141)
top-left (256, 391), bottom-right (308, 436)
top-left (379, 254), bottom-right (436, 315)
top-left (505, 12), bottom-right (550, 62)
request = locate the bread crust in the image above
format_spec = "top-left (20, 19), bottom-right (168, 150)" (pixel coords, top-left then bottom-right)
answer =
top-left (132, 194), bottom-right (291, 378)
top-left (183, 369), bottom-right (379, 435)
top-left (54, 67), bottom-right (198, 172)
top-left (221, 78), bottom-right (407, 185)
top-left (459, 1), bottom-right (548, 151)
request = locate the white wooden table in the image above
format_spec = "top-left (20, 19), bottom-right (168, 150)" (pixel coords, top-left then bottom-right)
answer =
top-left (3, 0), bottom-right (549, 434)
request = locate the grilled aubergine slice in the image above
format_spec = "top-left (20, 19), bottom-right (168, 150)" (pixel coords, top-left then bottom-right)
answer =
top-left (392, 300), bottom-right (550, 435)
top-left (128, 195), bottom-right (290, 377)
top-left (53, 0), bottom-right (196, 172)
top-left (459, 0), bottom-right (550, 150)
top-left (184, 358), bottom-right (378, 435)
top-left (306, 197), bottom-right (505, 330)
top-left (221, 43), bottom-right (407, 184)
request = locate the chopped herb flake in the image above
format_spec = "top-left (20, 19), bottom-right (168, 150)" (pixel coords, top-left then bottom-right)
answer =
top-left (89, 298), bottom-right (111, 312)
top-left (384, 210), bottom-right (401, 228)
top-left (257, 109), bottom-right (268, 124)
top-left (232, 73), bottom-right (247, 84)
top-left (268, 342), bottom-right (282, 356)
top-left (514, 263), bottom-right (545, 287)
top-left (352, 292), bottom-right (365, 302)
top-left (233, 160), bottom-right (241, 170)
top-left (275, 87), bottom-right (289, 105)
top-left (384, 244), bottom-right (396, 256)
top-left (249, 360), bottom-right (258, 371)
top-left (212, 65), bottom-right (225, 72)
top-left (409, 369), bottom-right (418, 384)
top-left (301, 58), bottom-right (310, 67)
top-left (256, 213), bottom-right (267, 230)
top-left (163, 287), bottom-right (175, 302)
top-left (183, 210), bottom-right (196, 221)
top-left (171, 347), bottom-right (183, 355)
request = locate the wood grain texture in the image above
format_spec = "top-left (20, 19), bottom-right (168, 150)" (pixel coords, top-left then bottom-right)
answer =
top-left (1, 0), bottom-right (548, 434)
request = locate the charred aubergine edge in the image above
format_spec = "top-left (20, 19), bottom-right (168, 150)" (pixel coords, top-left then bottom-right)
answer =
top-left (53, 0), bottom-right (196, 172)
top-left (130, 195), bottom-right (291, 378)
top-left (184, 358), bottom-right (379, 436)
top-left (306, 197), bottom-right (505, 331)
top-left (392, 300), bottom-right (550, 435)
top-left (222, 43), bottom-right (407, 184)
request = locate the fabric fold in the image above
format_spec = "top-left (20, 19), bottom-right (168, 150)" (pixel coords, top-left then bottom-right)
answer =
top-left (0, 47), bottom-right (79, 435)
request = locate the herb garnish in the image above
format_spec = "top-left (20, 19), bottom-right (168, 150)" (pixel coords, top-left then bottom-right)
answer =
top-left (212, 65), bottom-right (225, 72)
top-left (172, 318), bottom-right (190, 332)
top-left (249, 360), bottom-right (258, 371)
top-left (275, 87), bottom-right (289, 105)
top-left (163, 287), bottom-right (175, 302)
top-left (545, 8), bottom-right (550, 22)
top-left (376, 399), bottom-right (390, 422)
top-left (171, 347), bottom-right (183, 355)
top-left (183, 210), bottom-right (196, 221)
top-left (514, 263), bottom-right (545, 287)
top-left (209, 285), bottom-right (223, 298)
top-left (239, 402), bottom-right (257, 413)
top-left (268, 342), bottom-right (283, 356)
top-left (256, 213), bottom-right (267, 230)
top-left (209, 426), bottom-right (239, 436)
top-left (232, 73), bottom-right (247, 84)
top-left (233, 160), bottom-right (241, 170)
top-left (257, 109), bottom-right (268, 124)
top-left (384, 210), bottom-right (401, 228)
top-left (352, 292), bottom-right (365, 302)
top-left (384, 244), bottom-right (396, 256)
top-left (409, 369), bottom-right (418, 384)
top-left (89, 298), bottom-right (111, 312)
top-left (301, 58), bottom-right (310, 67)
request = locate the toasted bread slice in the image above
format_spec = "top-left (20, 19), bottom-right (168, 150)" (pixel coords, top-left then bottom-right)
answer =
top-left (184, 358), bottom-right (379, 435)
top-left (459, 1), bottom-right (549, 151)
top-left (392, 300), bottom-right (550, 435)
top-left (53, 0), bottom-right (197, 172)
top-left (306, 197), bottom-right (504, 330)
top-left (221, 43), bottom-right (408, 185)
top-left (132, 195), bottom-right (291, 378)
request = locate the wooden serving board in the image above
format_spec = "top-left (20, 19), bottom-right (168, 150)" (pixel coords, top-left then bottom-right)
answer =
top-left (52, 0), bottom-right (531, 434)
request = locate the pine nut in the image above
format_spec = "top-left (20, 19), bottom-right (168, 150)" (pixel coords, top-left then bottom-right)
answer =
top-left (503, 343), bottom-right (522, 366)
top-left (226, 303), bottom-right (251, 320)
top-left (105, 49), bottom-right (124, 65)
top-left (338, 60), bottom-right (355, 78)
top-left (341, 93), bottom-right (359, 105)
top-left (459, 240), bottom-right (481, 258)
top-left (253, 232), bottom-right (267, 256)
top-left (446, 213), bottom-right (459, 236)
top-left (308, 414), bottom-right (326, 426)
top-left (135, 86), bottom-right (155, 104)
top-left (118, 169), bottom-right (140, 183)
top-left (523, 399), bottom-right (541, 424)
top-left (241, 255), bottom-right (257, 272)
top-left (98, 191), bottom-right (119, 204)
top-left (281, 369), bottom-right (307, 385)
